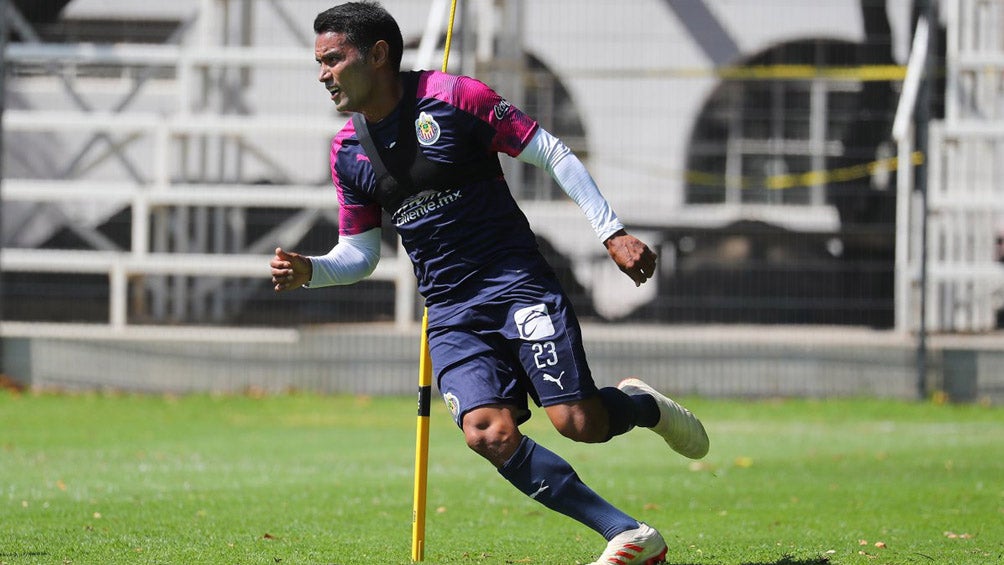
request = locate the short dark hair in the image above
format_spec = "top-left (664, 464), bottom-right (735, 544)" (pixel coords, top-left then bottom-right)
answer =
top-left (314, 2), bottom-right (404, 72)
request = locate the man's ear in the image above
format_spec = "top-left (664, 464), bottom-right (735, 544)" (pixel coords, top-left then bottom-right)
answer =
top-left (369, 40), bottom-right (390, 67)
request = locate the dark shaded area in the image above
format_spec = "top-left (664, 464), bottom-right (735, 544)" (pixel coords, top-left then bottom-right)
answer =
top-left (638, 221), bottom-right (893, 326)
top-left (1, 206), bottom-right (399, 326)
top-left (537, 236), bottom-right (596, 320)
top-left (11, 0), bottom-right (73, 26)
top-left (9, 1), bottom-right (178, 44)
top-left (1, 273), bottom-right (110, 322)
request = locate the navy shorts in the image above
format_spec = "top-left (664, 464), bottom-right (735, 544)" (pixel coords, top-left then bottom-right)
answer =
top-left (428, 280), bottom-right (597, 428)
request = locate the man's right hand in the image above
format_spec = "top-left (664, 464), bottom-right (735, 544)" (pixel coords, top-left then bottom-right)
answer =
top-left (270, 247), bottom-right (312, 292)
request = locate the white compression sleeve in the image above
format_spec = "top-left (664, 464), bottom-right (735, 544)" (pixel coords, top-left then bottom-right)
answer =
top-left (305, 227), bottom-right (382, 288)
top-left (516, 127), bottom-right (624, 242)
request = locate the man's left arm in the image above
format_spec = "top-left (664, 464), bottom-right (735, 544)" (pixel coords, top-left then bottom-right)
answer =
top-left (516, 127), bottom-right (657, 286)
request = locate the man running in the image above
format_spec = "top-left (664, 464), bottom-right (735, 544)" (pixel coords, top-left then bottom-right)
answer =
top-left (270, 3), bottom-right (709, 563)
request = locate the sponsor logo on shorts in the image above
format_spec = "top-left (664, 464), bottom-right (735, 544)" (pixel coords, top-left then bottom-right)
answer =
top-left (541, 371), bottom-right (565, 390)
top-left (529, 480), bottom-right (549, 499)
top-left (514, 303), bottom-right (555, 341)
top-left (443, 392), bottom-right (461, 423)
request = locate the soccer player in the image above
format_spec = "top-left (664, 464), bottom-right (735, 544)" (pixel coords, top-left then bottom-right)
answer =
top-left (270, 3), bottom-right (709, 563)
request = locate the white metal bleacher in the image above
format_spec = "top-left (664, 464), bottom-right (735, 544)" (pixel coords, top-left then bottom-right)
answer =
top-left (1, 39), bottom-right (418, 331)
top-left (895, 0), bottom-right (1004, 333)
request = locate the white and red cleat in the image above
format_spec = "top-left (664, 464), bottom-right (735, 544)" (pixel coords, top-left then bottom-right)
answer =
top-left (588, 523), bottom-right (668, 565)
top-left (618, 377), bottom-right (709, 460)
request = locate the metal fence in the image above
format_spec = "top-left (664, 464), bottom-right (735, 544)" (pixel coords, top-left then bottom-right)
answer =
top-left (1, 0), bottom-right (1001, 333)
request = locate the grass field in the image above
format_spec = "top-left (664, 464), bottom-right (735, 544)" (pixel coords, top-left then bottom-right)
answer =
top-left (1, 391), bottom-right (1001, 565)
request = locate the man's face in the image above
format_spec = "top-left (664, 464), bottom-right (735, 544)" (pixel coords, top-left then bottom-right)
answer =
top-left (314, 31), bottom-right (374, 114)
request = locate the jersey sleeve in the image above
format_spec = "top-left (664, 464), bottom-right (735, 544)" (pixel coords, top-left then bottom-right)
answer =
top-left (517, 127), bottom-right (624, 242)
top-left (330, 123), bottom-right (382, 237)
top-left (439, 72), bottom-right (540, 158)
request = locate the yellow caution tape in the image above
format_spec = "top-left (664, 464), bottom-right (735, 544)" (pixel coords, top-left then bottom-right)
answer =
top-left (580, 64), bottom-right (908, 82)
top-left (717, 64), bottom-right (907, 81)
top-left (685, 151), bottom-right (924, 190)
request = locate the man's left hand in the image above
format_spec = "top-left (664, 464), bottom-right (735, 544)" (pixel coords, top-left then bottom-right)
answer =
top-left (604, 230), bottom-right (658, 286)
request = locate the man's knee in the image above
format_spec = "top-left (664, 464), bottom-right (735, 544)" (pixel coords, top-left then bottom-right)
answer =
top-left (461, 405), bottom-right (522, 467)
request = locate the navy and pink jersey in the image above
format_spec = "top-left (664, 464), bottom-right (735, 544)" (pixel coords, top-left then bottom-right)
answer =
top-left (329, 70), bottom-right (553, 322)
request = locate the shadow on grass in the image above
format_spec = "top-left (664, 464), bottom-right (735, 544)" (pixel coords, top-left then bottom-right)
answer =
top-left (741, 558), bottom-right (832, 565)
top-left (669, 558), bottom-right (831, 565)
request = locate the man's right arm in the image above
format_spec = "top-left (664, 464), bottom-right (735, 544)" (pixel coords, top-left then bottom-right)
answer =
top-left (271, 228), bottom-right (382, 292)
top-left (305, 228), bottom-right (382, 287)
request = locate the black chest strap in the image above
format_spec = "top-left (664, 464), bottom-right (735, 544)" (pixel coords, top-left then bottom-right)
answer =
top-left (351, 74), bottom-right (503, 215)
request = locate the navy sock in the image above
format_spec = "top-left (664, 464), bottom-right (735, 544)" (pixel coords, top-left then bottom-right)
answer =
top-left (498, 436), bottom-right (638, 540)
top-left (598, 387), bottom-right (660, 438)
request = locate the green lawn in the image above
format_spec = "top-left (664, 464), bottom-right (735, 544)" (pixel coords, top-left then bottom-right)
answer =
top-left (1, 391), bottom-right (1001, 564)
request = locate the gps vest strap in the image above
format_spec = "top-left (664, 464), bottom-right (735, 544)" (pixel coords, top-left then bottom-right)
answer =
top-left (351, 73), bottom-right (504, 216)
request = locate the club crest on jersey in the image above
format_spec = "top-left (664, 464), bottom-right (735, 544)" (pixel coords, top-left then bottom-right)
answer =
top-left (415, 111), bottom-right (441, 145)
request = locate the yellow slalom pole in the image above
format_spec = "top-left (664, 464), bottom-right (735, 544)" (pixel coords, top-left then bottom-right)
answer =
top-left (441, 0), bottom-right (458, 72)
top-left (412, 2), bottom-right (458, 561)
top-left (411, 308), bottom-right (433, 562)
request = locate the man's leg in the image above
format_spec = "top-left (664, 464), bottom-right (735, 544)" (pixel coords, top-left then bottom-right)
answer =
top-left (590, 389), bottom-right (662, 441)
top-left (510, 287), bottom-right (698, 455)
top-left (543, 382), bottom-right (709, 460)
top-left (462, 405), bottom-right (641, 541)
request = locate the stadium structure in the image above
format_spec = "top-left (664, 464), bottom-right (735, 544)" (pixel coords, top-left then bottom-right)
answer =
top-left (1, 0), bottom-right (1002, 398)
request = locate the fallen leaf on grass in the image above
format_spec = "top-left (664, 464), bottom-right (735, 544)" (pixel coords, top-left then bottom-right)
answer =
top-left (0, 374), bottom-right (26, 393)
top-left (262, 533), bottom-right (276, 540)
top-left (859, 539), bottom-right (887, 549)
top-left (688, 461), bottom-right (714, 472)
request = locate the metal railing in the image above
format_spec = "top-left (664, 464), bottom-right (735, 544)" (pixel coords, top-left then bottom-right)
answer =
top-left (1, 42), bottom-right (419, 330)
top-left (895, 0), bottom-right (1004, 334)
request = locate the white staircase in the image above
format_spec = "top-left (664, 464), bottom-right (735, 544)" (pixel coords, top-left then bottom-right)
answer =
top-left (898, 0), bottom-right (1004, 333)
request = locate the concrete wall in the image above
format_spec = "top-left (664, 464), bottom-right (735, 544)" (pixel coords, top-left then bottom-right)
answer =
top-left (4, 325), bottom-right (1001, 403)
